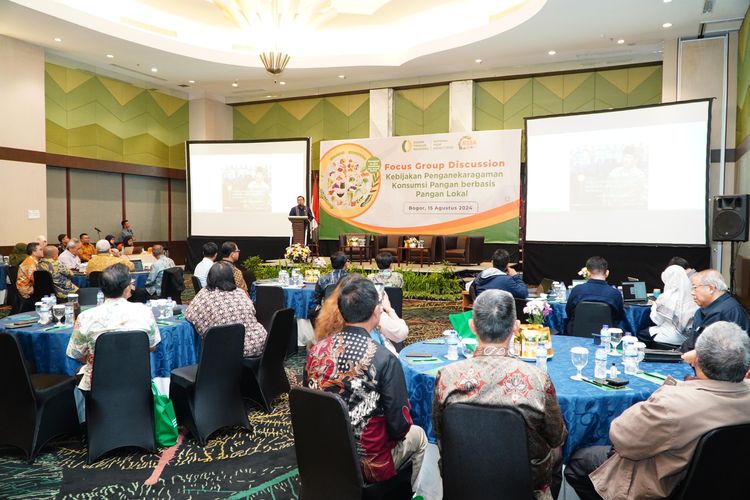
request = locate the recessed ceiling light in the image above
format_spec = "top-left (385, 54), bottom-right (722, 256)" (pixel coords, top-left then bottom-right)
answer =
top-left (663, 0), bottom-right (672, 3)
top-left (265, 95), bottom-right (272, 98)
top-left (662, 22), bottom-right (672, 28)
top-left (54, 37), bottom-right (62, 42)
top-left (150, 67), bottom-right (158, 73)
top-left (617, 39), bottom-right (625, 44)
top-left (279, 81), bottom-right (286, 85)
top-left (548, 50), bottom-right (557, 55)
top-left (338, 74), bottom-right (346, 79)
top-left (475, 58), bottom-right (483, 64)
top-left (232, 81), bottom-right (239, 87)
top-left (188, 80), bottom-right (195, 84)
top-left (106, 54), bottom-right (114, 58)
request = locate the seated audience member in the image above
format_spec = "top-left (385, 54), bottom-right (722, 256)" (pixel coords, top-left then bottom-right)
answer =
top-left (368, 252), bottom-right (404, 288)
top-left (78, 233), bottom-right (96, 263)
top-left (681, 269), bottom-right (750, 351)
top-left (315, 274), bottom-right (407, 355)
top-left (144, 244), bottom-right (176, 297)
top-left (103, 234), bottom-right (115, 249)
top-left (38, 245), bottom-right (78, 300)
top-left (65, 264), bottom-right (160, 420)
top-left (86, 239), bottom-right (134, 274)
top-left (36, 235), bottom-right (47, 249)
top-left (637, 264), bottom-right (698, 348)
top-left (305, 279), bottom-right (426, 490)
top-left (565, 321), bottom-right (750, 500)
top-left (565, 256), bottom-right (624, 333)
top-left (185, 262), bottom-right (267, 357)
top-left (193, 242), bottom-right (218, 288)
top-left (58, 238), bottom-right (81, 270)
top-left (9, 242), bottom-right (28, 267)
top-left (16, 242), bottom-right (43, 300)
top-left (219, 241), bottom-right (247, 292)
top-left (117, 236), bottom-right (134, 252)
top-left (433, 289), bottom-right (567, 499)
top-left (469, 249), bottom-right (528, 299)
top-left (312, 251), bottom-right (349, 308)
top-left (668, 256), bottom-right (696, 277)
top-left (57, 233), bottom-right (70, 254)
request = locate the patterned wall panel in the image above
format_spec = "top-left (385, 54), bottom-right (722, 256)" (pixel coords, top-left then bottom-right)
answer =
top-left (233, 93), bottom-right (369, 171)
top-left (45, 62), bottom-right (188, 169)
top-left (394, 85), bottom-right (450, 136)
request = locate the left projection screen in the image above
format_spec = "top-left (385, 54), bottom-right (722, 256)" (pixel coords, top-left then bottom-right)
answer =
top-left (187, 140), bottom-right (309, 237)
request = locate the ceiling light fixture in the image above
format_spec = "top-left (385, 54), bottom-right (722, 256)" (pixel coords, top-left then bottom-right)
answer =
top-left (258, 0), bottom-right (291, 75)
top-left (54, 37), bottom-right (62, 42)
top-left (232, 81), bottom-right (239, 87)
top-left (617, 39), bottom-right (625, 44)
top-left (338, 74), bottom-right (346, 79)
top-left (188, 80), bottom-right (195, 84)
top-left (106, 54), bottom-right (114, 58)
top-left (663, 0), bottom-right (672, 3)
top-left (548, 50), bottom-right (557, 55)
top-left (475, 58), bottom-right (483, 64)
top-left (279, 81), bottom-right (286, 85)
top-left (662, 22), bottom-right (672, 28)
top-left (150, 67), bottom-right (158, 72)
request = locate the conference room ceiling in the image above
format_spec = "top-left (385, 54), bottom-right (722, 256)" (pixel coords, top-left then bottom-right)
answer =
top-left (0, 0), bottom-right (747, 103)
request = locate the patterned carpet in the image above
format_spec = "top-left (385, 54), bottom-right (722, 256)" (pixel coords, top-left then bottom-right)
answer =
top-left (0, 283), bottom-right (459, 499)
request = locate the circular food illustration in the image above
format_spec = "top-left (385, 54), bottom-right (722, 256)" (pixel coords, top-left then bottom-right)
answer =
top-left (320, 143), bottom-right (381, 219)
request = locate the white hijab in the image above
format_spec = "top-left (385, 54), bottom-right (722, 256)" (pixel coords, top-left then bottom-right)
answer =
top-left (652, 265), bottom-right (698, 331)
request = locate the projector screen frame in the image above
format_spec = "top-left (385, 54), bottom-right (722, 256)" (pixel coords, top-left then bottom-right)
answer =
top-left (522, 98), bottom-right (712, 247)
top-left (185, 137), bottom-right (312, 238)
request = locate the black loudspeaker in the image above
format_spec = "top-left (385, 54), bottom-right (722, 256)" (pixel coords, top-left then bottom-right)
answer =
top-left (712, 195), bottom-right (750, 242)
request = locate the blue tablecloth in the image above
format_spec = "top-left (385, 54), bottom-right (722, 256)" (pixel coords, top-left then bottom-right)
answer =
top-left (399, 335), bottom-right (693, 462)
top-left (545, 301), bottom-right (653, 335)
top-left (251, 283), bottom-right (316, 319)
top-left (0, 310), bottom-right (201, 378)
top-left (0, 264), bottom-right (6, 291)
top-left (72, 270), bottom-right (149, 289)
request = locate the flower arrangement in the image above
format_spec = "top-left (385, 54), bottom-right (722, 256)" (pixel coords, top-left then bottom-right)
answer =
top-left (284, 243), bottom-right (311, 263)
top-left (578, 267), bottom-right (590, 280)
top-left (347, 236), bottom-right (363, 247)
top-left (405, 237), bottom-right (419, 248)
top-left (523, 299), bottom-right (551, 325)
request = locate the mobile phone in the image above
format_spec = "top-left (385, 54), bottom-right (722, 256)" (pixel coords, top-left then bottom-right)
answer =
top-left (406, 352), bottom-right (434, 358)
top-left (605, 378), bottom-right (629, 387)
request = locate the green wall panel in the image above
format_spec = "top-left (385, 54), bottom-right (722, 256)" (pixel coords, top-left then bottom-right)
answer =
top-left (738, 10), bottom-right (750, 147)
top-left (394, 86), bottom-right (449, 136)
top-left (45, 62), bottom-right (188, 169)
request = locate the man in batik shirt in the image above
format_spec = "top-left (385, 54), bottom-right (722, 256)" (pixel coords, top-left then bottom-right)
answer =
top-left (16, 241), bottom-right (43, 299)
top-left (433, 290), bottom-right (567, 500)
top-left (38, 245), bottom-right (78, 300)
top-left (305, 279), bottom-right (426, 490)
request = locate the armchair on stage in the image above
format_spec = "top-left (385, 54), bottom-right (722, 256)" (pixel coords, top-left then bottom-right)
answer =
top-left (443, 236), bottom-right (485, 265)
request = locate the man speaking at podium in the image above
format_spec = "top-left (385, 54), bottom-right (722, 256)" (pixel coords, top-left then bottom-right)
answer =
top-left (289, 195), bottom-right (313, 220)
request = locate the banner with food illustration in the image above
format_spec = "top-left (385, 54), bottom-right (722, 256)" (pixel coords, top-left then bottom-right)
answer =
top-left (318, 130), bottom-right (522, 243)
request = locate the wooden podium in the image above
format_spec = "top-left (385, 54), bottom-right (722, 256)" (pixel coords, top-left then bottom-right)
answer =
top-left (289, 216), bottom-right (309, 245)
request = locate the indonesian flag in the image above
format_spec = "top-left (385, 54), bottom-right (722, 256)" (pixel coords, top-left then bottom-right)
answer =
top-left (311, 174), bottom-right (320, 222)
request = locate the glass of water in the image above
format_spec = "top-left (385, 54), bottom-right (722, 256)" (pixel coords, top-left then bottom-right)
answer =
top-left (52, 304), bottom-right (66, 326)
top-left (570, 346), bottom-right (589, 380)
top-left (609, 329), bottom-right (623, 356)
top-left (635, 341), bottom-right (646, 373)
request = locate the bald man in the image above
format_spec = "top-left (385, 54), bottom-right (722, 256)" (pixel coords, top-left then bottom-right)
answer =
top-left (38, 245), bottom-right (78, 299)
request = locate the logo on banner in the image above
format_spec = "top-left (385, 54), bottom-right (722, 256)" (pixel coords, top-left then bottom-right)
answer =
top-left (319, 143), bottom-right (381, 218)
top-left (458, 135), bottom-right (477, 150)
top-left (401, 139), bottom-right (413, 153)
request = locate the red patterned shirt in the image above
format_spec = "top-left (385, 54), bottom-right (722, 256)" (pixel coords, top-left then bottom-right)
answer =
top-left (433, 351), bottom-right (567, 499)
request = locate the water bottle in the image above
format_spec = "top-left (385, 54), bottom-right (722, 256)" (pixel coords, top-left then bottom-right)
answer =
top-left (96, 290), bottom-right (104, 306)
top-left (166, 298), bottom-right (174, 318)
top-left (594, 345), bottom-right (608, 379)
top-left (536, 341), bottom-right (547, 372)
top-left (600, 324), bottom-right (610, 348)
top-left (548, 282), bottom-right (558, 302)
top-left (556, 282), bottom-right (566, 302)
top-left (445, 330), bottom-right (459, 360)
top-left (623, 333), bottom-right (638, 375)
top-left (64, 302), bottom-right (75, 326)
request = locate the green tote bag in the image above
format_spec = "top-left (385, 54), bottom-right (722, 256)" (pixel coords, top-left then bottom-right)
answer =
top-left (151, 382), bottom-right (179, 447)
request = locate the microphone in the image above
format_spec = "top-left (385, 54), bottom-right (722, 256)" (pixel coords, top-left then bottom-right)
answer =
top-left (94, 227), bottom-right (102, 232)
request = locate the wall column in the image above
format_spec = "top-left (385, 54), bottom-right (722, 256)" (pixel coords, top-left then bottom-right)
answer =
top-left (449, 80), bottom-right (474, 132)
top-left (369, 88), bottom-right (393, 138)
top-left (189, 94), bottom-right (233, 140)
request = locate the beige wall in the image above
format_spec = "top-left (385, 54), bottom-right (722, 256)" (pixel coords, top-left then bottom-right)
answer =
top-left (0, 35), bottom-right (47, 246)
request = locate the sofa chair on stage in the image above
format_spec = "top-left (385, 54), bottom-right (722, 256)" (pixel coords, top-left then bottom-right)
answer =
top-left (374, 235), bottom-right (405, 264)
top-left (443, 236), bottom-right (485, 265)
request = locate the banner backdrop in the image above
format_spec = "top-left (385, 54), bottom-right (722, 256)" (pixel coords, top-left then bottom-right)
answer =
top-left (318, 130), bottom-right (522, 243)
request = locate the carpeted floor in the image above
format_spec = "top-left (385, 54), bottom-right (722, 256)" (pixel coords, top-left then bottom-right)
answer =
top-left (0, 284), bottom-right (460, 499)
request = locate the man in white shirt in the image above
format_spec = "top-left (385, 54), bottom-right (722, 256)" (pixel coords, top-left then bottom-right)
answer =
top-left (193, 242), bottom-right (218, 288)
top-left (58, 238), bottom-right (82, 270)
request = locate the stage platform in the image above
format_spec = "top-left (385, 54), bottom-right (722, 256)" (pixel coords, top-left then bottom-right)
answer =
top-left (263, 257), bottom-right (491, 274)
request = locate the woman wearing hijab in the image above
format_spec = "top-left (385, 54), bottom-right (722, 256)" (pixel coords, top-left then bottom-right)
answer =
top-left (636, 264), bottom-right (698, 348)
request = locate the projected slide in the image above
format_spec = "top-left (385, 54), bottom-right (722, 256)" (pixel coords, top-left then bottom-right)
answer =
top-left (525, 100), bottom-right (710, 245)
top-left (188, 140), bottom-right (309, 237)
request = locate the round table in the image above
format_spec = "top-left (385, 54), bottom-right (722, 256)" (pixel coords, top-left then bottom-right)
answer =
top-left (545, 302), bottom-right (653, 335)
top-left (399, 335), bottom-right (693, 462)
top-left (72, 270), bottom-right (149, 289)
top-left (0, 308), bottom-right (201, 378)
top-left (251, 282), bottom-right (316, 319)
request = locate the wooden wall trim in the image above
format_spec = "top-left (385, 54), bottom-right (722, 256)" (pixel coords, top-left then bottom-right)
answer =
top-left (65, 168), bottom-right (71, 236)
top-left (0, 146), bottom-right (186, 180)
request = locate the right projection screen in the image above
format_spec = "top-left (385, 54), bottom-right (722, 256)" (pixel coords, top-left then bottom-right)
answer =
top-left (525, 100), bottom-right (710, 245)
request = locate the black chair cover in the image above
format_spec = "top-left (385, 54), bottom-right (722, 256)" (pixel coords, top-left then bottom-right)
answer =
top-left (255, 285), bottom-right (286, 332)
top-left (570, 301), bottom-right (613, 338)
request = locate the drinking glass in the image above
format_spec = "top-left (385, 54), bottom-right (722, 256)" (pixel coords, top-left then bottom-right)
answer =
top-left (635, 341), bottom-right (646, 373)
top-left (570, 346), bottom-right (589, 380)
top-left (609, 329), bottom-right (623, 356)
top-left (52, 304), bottom-right (66, 326)
top-left (35, 301), bottom-right (44, 323)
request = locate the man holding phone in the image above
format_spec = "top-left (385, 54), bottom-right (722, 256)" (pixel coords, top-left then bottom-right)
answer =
top-left (469, 249), bottom-right (528, 299)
